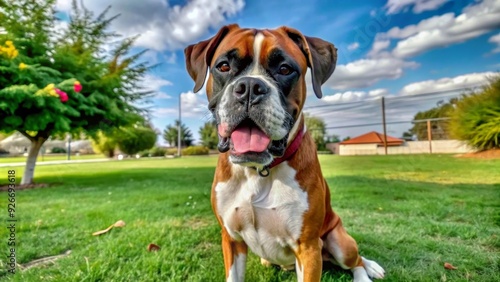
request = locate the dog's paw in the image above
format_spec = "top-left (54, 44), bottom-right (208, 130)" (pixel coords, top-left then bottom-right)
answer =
top-left (362, 257), bottom-right (385, 279)
top-left (352, 266), bottom-right (372, 282)
top-left (260, 258), bottom-right (272, 267)
top-left (280, 264), bottom-right (295, 271)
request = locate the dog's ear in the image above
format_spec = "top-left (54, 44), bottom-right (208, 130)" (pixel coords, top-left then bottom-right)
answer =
top-left (184, 24), bottom-right (239, 93)
top-left (280, 27), bottom-right (337, 99)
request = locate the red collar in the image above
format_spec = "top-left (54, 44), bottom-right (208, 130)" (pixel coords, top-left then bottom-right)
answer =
top-left (270, 125), bottom-right (305, 168)
top-left (257, 124), bottom-right (305, 176)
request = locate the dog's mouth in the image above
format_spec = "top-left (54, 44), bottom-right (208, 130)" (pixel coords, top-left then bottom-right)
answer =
top-left (218, 118), bottom-right (271, 155)
top-left (217, 118), bottom-right (289, 166)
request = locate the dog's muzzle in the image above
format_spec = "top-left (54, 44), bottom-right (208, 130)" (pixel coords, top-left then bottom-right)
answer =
top-left (214, 77), bottom-right (293, 166)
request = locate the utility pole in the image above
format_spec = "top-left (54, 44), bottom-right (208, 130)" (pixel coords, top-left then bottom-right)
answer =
top-left (427, 120), bottom-right (432, 154)
top-left (381, 97), bottom-right (388, 155)
top-left (177, 94), bottom-right (182, 157)
top-left (67, 134), bottom-right (71, 160)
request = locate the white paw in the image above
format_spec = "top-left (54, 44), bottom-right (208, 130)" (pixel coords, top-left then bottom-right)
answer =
top-left (281, 264), bottom-right (295, 271)
top-left (352, 266), bottom-right (372, 282)
top-left (260, 258), bottom-right (272, 267)
top-left (362, 257), bottom-right (385, 279)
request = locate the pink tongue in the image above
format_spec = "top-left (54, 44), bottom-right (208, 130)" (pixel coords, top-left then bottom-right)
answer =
top-left (231, 126), bottom-right (271, 154)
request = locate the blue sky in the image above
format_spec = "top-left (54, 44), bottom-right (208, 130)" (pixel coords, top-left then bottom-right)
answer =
top-left (56, 0), bottom-right (500, 143)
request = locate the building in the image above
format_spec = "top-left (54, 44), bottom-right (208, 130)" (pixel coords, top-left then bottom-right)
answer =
top-left (0, 132), bottom-right (94, 155)
top-left (338, 131), bottom-right (474, 155)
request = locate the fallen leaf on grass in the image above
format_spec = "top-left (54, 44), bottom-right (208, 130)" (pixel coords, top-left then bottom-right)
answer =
top-left (147, 243), bottom-right (161, 252)
top-left (92, 220), bottom-right (126, 236)
top-left (444, 262), bottom-right (457, 270)
top-left (113, 220), bottom-right (126, 227)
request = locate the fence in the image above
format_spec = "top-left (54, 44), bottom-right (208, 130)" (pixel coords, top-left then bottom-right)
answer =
top-left (304, 85), bottom-right (484, 155)
top-left (339, 140), bottom-right (474, 156)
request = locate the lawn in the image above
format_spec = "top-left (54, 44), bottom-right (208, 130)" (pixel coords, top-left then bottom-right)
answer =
top-left (0, 154), bottom-right (104, 164)
top-left (0, 155), bottom-right (499, 282)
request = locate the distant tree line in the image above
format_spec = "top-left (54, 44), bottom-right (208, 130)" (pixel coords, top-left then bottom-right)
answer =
top-left (407, 75), bottom-right (499, 150)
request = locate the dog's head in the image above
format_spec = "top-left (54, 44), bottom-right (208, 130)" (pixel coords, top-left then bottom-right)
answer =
top-left (184, 24), bottom-right (337, 167)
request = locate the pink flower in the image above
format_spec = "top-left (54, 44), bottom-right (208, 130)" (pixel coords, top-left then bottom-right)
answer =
top-left (74, 81), bottom-right (82, 92)
top-left (55, 88), bottom-right (68, 103)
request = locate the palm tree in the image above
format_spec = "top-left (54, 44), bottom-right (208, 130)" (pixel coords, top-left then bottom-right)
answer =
top-left (163, 120), bottom-right (193, 147)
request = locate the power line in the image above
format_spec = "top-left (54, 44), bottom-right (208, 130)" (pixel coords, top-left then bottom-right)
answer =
top-left (319, 120), bottom-right (411, 130)
top-left (309, 118), bottom-right (450, 131)
top-left (304, 84), bottom-right (484, 110)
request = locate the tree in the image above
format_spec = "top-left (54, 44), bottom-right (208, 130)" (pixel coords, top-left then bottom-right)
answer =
top-left (0, 1), bottom-right (152, 184)
top-left (326, 134), bottom-right (340, 143)
top-left (450, 76), bottom-right (500, 150)
top-left (409, 98), bottom-right (461, 140)
top-left (0, 132), bottom-right (11, 141)
top-left (402, 131), bottom-right (414, 140)
top-left (199, 121), bottom-right (218, 149)
top-left (163, 120), bottom-right (193, 147)
top-left (305, 114), bottom-right (327, 150)
top-left (116, 125), bottom-right (157, 155)
top-left (91, 131), bottom-right (118, 158)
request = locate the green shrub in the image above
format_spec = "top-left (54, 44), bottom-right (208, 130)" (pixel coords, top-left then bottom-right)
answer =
top-left (149, 147), bottom-right (167, 157)
top-left (450, 76), bottom-right (500, 150)
top-left (51, 147), bottom-right (67, 153)
top-left (182, 146), bottom-right (209, 155)
top-left (116, 126), bottom-right (157, 155)
top-left (166, 148), bottom-right (178, 155)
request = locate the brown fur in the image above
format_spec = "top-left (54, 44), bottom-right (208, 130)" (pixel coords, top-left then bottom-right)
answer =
top-left (186, 24), bottom-right (377, 282)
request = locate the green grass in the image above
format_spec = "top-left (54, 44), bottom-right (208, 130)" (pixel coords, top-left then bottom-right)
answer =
top-left (0, 155), bottom-right (499, 281)
top-left (0, 154), bottom-right (104, 164)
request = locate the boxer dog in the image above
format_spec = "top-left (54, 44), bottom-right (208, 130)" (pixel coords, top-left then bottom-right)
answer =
top-left (184, 24), bottom-right (385, 282)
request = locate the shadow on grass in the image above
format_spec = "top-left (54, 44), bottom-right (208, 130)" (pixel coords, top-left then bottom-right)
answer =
top-left (2, 165), bottom-right (499, 281)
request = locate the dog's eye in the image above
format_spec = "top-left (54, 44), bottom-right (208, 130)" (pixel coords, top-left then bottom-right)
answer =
top-left (216, 62), bottom-right (231, 72)
top-left (278, 64), bottom-right (293, 75)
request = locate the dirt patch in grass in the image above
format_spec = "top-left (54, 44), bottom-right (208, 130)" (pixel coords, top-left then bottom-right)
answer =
top-left (165, 216), bottom-right (212, 230)
top-left (456, 148), bottom-right (500, 159)
top-left (0, 183), bottom-right (53, 191)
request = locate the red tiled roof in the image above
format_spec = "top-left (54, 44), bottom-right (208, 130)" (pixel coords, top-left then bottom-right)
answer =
top-left (340, 131), bottom-right (404, 145)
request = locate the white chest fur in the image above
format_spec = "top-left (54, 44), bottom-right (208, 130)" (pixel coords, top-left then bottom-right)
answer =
top-left (215, 163), bottom-right (309, 266)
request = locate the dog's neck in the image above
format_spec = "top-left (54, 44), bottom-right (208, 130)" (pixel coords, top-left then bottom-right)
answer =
top-left (255, 114), bottom-right (305, 177)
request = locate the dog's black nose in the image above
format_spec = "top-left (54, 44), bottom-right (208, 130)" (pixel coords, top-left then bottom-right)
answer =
top-left (233, 77), bottom-right (269, 104)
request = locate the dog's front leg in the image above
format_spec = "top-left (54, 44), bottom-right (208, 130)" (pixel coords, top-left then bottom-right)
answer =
top-left (222, 228), bottom-right (248, 282)
top-left (295, 238), bottom-right (323, 282)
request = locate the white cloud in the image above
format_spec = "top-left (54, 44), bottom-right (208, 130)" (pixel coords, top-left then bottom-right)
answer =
top-left (155, 92), bottom-right (172, 99)
top-left (347, 42), bottom-right (360, 51)
top-left (488, 32), bottom-right (500, 53)
top-left (383, 13), bottom-right (455, 39)
top-left (323, 88), bottom-right (389, 103)
top-left (368, 88), bottom-right (390, 97)
top-left (144, 74), bottom-right (173, 88)
top-left (326, 58), bottom-right (418, 90)
top-left (180, 91), bottom-right (208, 117)
top-left (153, 107), bottom-right (177, 117)
top-left (367, 39), bottom-right (390, 58)
top-left (152, 91), bottom-right (208, 119)
top-left (140, 74), bottom-right (173, 99)
top-left (56, 0), bottom-right (245, 51)
top-left (55, 0), bottom-right (72, 11)
top-left (323, 91), bottom-right (365, 103)
top-left (165, 53), bottom-right (177, 64)
top-left (386, 0), bottom-right (450, 15)
top-left (399, 72), bottom-right (496, 95)
top-left (386, 0), bottom-right (500, 58)
top-left (137, 74), bottom-right (173, 100)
